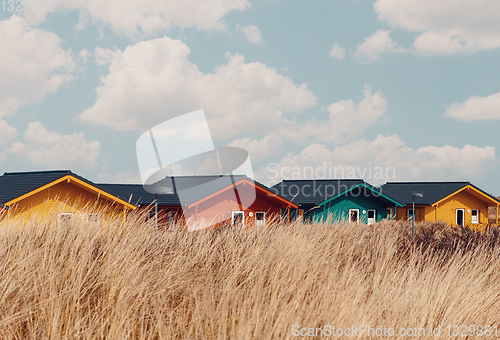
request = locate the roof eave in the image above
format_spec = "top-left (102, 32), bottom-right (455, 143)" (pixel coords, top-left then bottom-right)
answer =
top-left (432, 185), bottom-right (500, 207)
top-left (318, 183), bottom-right (404, 207)
top-left (5, 175), bottom-right (137, 210)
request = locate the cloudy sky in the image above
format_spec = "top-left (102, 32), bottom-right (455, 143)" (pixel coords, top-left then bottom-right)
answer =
top-left (1, 0), bottom-right (499, 193)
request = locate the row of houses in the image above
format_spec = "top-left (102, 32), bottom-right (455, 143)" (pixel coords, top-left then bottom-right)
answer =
top-left (0, 170), bottom-right (499, 229)
top-left (275, 180), bottom-right (500, 227)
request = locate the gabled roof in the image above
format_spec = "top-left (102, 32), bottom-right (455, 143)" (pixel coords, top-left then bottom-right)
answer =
top-left (380, 182), bottom-right (500, 206)
top-left (98, 175), bottom-right (297, 208)
top-left (0, 170), bottom-right (92, 203)
top-left (318, 182), bottom-right (403, 207)
top-left (0, 170), bottom-right (75, 204)
top-left (184, 177), bottom-right (298, 209)
top-left (0, 170), bottom-right (136, 209)
top-left (271, 179), bottom-right (365, 206)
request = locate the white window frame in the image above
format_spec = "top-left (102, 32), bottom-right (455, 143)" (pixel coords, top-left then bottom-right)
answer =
top-left (471, 209), bottom-right (479, 224)
top-left (58, 212), bottom-right (73, 227)
top-left (255, 211), bottom-right (266, 227)
top-left (167, 211), bottom-right (176, 231)
top-left (232, 211), bottom-right (244, 226)
top-left (456, 209), bottom-right (465, 226)
top-left (407, 209), bottom-right (415, 222)
top-left (387, 208), bottom-right (393, 220)
top-left (367, 209), bottom-right (376, 225)
top-left (349, 209), bottom-right (359, 223)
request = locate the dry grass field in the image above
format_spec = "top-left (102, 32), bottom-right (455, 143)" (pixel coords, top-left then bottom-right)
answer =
top-left (0, 212), bottom-right (500, 339)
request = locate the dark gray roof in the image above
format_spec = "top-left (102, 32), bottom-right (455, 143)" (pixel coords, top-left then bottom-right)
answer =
top-left (98, 175), bottom-right (286, 207)
top-left (270, 179), bottom-right (365, 206)
top-left (380, 182), bottom-right (500, 205)
top-left (97, 181), bottom-right (182, 206)
top-left (0, 170), bottom-right (98, 204)
top-left (0, 171), bottom-right (291, 208)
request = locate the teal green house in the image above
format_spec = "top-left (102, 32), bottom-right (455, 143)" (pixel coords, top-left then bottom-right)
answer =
top-left (316, 182), bottom-right (403, 223)
top-left (271, 179), bottom-right (403, 224)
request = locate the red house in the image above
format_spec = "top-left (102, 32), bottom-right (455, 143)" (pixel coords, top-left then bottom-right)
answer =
top-left (98, 175), bottom-right (297, 231)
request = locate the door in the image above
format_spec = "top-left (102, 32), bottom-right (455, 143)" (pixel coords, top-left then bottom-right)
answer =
top-left (367, 210), bottom-right (376, 225)
top-left (232, 211), bottom-right (244, 226)
top-left (387, 208), bottom-right (393, 220)
top-left (456, 209), bottom-right (464, 226)
top-left (349, 209), bottom-right (359, 223)
top-left (407, 209), bottom-right (415, 222)
top-left (255, 212), bottom-right (266, 227)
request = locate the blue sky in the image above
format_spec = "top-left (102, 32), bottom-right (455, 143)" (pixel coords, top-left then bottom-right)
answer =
top-left (1, 0), bottom-right (499, 194)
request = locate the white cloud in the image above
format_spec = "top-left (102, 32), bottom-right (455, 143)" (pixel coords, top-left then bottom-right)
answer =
top-left (375, 0), bottom-right (500, 54)
top-left (446, 92), bottom-right (500, 121)
top-left (0, 120), bottom-right (17, 145)
top-left (0, 119), bottom-right (17, 162)
top-left (0, 15), bottom-right (74, 116)
top-left (329, 43), bottom-right (346, 60)
top-left (229, 135), bottom-right (283, 163)
top-left (413, 31), bottom-right (470, 55)
top-left (353, 30), bottom-right (407, 63)
top-left (237, 24), bottom-right (263, 44)
top-left (221, 86), bottom-right (387, 161)
top-left (257, 135), bottom-right (496, 186)
top-left (79, 49), bottom-right (91, 63)
top-left (9, 122), bottom-right (100, 169)
top-left (94, 47), bottom-right (120, 66)
top-left (98, 171), bottom-right (142, 184)
top-left (284, 85), bottom-right (387, 144)
top-left (80, 36), bottom-right (317, 138)
top-left (227, 86), bottom-right (387, 166)
top-left (22, 0), bottom-right (249, 37)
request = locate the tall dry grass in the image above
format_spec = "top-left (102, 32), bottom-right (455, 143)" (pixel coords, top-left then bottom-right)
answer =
top-left (0, 212), bottom-right (500, 339)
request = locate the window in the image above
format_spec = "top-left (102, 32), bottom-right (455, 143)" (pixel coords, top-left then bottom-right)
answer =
top-left (256, 212), bottom-right (266, 227)
top-left (456, 209), bottom-right (464, 226)
top-left (407, 209), bottom-right (415, 222)
top-left (298, 209), bottom-right (304, 223)
top-left (349, 209), bottom-right (359, 223)
top-left (147, 209), bottom-right (157, 229)
top-left (387, 208), bottom-right (393, 220)
top-left (167, 212), bottom-right (176, 231)
top-left (232, 211), bottom-right (244, 226)
top-left (58, 213), bottom-right (73, 227)
top-left (87, 213), bottom-right (100, 225)
top-left (471, 209), bottom-right (479, 224)
top-left (367, 210), bottom-right (376, 225)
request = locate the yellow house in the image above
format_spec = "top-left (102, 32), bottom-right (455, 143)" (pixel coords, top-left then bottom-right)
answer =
top-left (381, 182), bottom-right (500, 228)
top-left (0, 170), bottom-right (136, 225)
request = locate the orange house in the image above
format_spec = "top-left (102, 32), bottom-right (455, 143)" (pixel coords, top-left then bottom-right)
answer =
top-left (181, 176), bottom-right (297, 230)
top-left (0, 170), bottom-right (136, 225)
top-left (100, 175), bottom-right (298, 231)
top-left (381, 182), bottom-right (500, 228)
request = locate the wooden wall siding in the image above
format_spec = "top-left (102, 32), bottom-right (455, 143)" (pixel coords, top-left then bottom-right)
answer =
top-left (135, 206), bottom-right (184, 230)
top-left (312, 194), bottom-right (393, 224)
top-left (395, 206), bottom-right (425, 223)
top-left (427, 190), bottom-right (490, 227)
top-left (7, 182), bottom-right (128, 224)
top-left (395, 190), bottom-right (491, 227)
